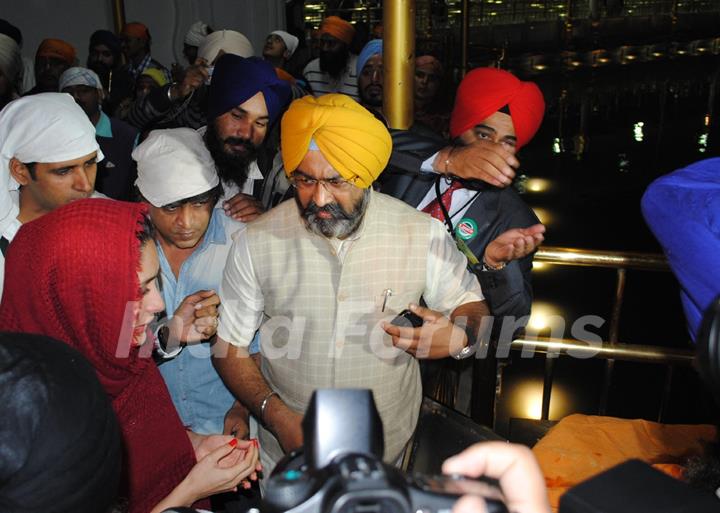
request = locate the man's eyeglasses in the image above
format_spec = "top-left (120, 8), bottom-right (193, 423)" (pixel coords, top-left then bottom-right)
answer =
top-left (289, 173), bottom-right (354, 193)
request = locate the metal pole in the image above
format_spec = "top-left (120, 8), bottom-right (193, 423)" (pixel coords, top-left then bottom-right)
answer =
top-left (609, 268), bottom-right (626, 343)
top-left (600, 267), bottom-right (626, 415)
top-left (541, 356), bottom-right (555, 420)
top-left (112, 0), bottom-right (126, 35)
top-left (383, 0), bottom-right (416, 129)
top-left (598, 358), bottom-right (614, 415)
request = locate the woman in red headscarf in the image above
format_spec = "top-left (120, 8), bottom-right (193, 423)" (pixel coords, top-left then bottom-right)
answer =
top-left (0, 198), bottom-right (258, 513)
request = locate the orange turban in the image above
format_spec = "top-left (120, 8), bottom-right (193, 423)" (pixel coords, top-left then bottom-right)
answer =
top-left (319, 16), bottom-right (355, 46)
top-left (35, 39), bottom-right (76, 65)
top-left (122, 22), bottom-right (150, 40)
top-left (281, 94), bottom-right (392, 189)
top-left (450, 67), bottom-right (545, 150)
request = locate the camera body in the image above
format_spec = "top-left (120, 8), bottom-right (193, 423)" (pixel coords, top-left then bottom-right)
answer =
top-left (262, 389), bottom-right (507, 513)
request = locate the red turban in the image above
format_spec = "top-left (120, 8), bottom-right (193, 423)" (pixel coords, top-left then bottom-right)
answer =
top-left (319, 16), bottom-right (355, 46)
top-left (450, 67), bottom-right (545, 149)
top-left (122, 22), bottom-right (150, 40)
top-left (35, 38), bottom-right (76, 65)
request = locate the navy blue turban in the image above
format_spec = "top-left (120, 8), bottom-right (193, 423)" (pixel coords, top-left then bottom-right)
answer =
top-left (207, 54), bottom-right (291, 125)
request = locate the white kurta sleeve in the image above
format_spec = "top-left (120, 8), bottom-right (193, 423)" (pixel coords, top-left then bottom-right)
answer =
top-left (423, 218), bottom-right (485, 316)
top-left (217, 226), bottom-right (265, 348)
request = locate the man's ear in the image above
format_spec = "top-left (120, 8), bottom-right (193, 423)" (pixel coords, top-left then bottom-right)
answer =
top-left (9, 158), bottom-right (32, 186)
top-left (284, 50), bottom-right (292, 61)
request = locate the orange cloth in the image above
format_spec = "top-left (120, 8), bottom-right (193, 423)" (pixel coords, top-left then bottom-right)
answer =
top-left (122, 22), bottom-right (150, 40)
top-left (532, 414), bottom-right (717, 511)
top-left (35, 38), bottom-right (76, 65)
top-left (275, 67), bottom-right (296, 85)
top-left (319, 16), bottom-right (355, 46)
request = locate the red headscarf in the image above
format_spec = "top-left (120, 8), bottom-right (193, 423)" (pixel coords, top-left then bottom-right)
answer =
top-left (0, 199), bottom-right (196, 513)
top-left (449, 67), bottom-right (545, 149)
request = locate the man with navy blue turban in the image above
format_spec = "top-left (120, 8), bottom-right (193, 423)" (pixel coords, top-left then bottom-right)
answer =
top-left (203, 53), bottom-right (291, 222)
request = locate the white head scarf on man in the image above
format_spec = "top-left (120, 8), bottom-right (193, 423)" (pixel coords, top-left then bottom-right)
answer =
top-left (198, 30), bottom-right (254, 64)
top-left (184, 21), bottom-right (211, 47)
top-left (0, 93), bottom-right (104, 236)
top-left (0, 33), bottom-right (22, 87)
top-left (133, 128), bottom-right (219, 207)
top-left (58, 67), bottom-right (103, 92)
top-left (270, 30), bottom-right (299, 58)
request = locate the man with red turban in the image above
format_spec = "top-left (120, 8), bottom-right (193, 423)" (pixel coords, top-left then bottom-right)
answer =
top-left (303, 16), bottom-right (359, 100)
top-left (382, 67), bottom-right (546, 336)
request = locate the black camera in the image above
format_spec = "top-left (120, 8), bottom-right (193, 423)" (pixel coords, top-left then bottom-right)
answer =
top-left (262, 389), bottom-right (507, 513)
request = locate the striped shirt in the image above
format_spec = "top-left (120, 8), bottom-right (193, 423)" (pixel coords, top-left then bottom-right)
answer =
top-left (303, 55), bottom-right (359, 100)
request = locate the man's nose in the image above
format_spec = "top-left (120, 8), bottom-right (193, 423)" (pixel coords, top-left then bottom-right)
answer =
top-left (312, 182), bottom-right (333, 208)
top-left (176, 205), bottom-right (193, 228)
top-left (73, 168), bottom-right (92, 193)
top-left (234, 120), bottom-right (252, 140)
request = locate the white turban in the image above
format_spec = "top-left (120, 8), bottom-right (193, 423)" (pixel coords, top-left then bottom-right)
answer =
top-left (58, 67), bottom-right (103, 92)
top-left (133, 128), bottom-right (219, 207)
top-left (270, 30), bottom-right (299, 58)
top-left (184, 21), bottom-right (210, 47)
top-left (0, 93), bottom-right (103, 235)
top-left (0, 33), bottom-right (21, 85)
top-left (198, 30), bottom-right (254, 64)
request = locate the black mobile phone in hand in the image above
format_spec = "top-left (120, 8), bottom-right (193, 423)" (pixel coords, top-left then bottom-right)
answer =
top-left (390, 309), bottom-right (424, 328)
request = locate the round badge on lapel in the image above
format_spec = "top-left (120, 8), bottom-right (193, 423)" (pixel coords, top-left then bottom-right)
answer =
top-left (455, 218), bottom-right (478, 241)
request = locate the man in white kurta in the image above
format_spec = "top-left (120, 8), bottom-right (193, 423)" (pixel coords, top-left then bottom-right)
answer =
top-left (213, 94), bottom-right (489, 473)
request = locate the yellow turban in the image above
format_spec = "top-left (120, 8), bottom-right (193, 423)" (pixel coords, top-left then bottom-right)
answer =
top-left (281, 94), bottom-right (392, 189)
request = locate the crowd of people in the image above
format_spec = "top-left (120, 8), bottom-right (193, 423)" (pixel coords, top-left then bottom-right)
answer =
top-left (0, 12), bottom-right (558, 513)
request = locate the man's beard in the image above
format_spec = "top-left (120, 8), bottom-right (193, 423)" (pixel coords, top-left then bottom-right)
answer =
top-left (88, 61), bottom-right (111, 88)
top-left (319, 46), bottom-right (350, 79)
top-left (204, 120), bottom-right (259, 190)
top-left (361, 86), bottom-right (383, 108)
top-left (296, 189), bottom-right (369, 239)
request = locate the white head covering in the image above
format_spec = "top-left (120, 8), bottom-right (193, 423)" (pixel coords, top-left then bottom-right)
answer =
top-left (198, 30), bottom-right (254, 63)
top-left (58, 67), bottom-right (103, 92)
top-left (133, 128), bottom-right (219, 207)
top-left (184, 21), bottom-right (210, 47)
top-left (0, 33), bottom-right (22, 86)
top-left (270, 30), bottom-right (299, 58)
top-left (0, 93), bottom-right (104, 235)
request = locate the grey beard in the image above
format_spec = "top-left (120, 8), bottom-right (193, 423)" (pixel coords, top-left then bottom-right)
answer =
top-left (298, 189), bottom-right (370, 239)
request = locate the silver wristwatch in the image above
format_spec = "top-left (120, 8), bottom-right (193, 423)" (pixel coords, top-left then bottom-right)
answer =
top-left (452, 340), bottom-right (479, 360)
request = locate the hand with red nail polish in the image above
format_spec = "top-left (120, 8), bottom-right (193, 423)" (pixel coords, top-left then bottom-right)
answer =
top-left (149, 437), bottom-right (259, 513)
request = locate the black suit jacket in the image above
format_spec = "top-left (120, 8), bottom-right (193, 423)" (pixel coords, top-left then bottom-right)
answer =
top-left (379, 130), bottom-right (539, 328)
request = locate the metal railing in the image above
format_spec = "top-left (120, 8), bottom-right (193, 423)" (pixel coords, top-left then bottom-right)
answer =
top-left (506, 245), bottom-right (693, 424)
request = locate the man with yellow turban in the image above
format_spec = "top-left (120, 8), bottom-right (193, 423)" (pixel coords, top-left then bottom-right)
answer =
top-left (303, 16), bottom-right (359, 100)
top-left (213, 94), bottom-right (488, 473)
